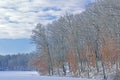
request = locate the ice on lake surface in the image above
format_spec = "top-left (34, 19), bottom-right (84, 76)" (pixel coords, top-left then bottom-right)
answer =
top-left (0, 71), bottom-right (96, 80)
top-left (0, 71), bottom-right (40, 80)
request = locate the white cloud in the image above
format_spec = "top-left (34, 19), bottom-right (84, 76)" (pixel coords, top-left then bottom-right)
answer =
top-left (0, 0), bottom-right (90, 39)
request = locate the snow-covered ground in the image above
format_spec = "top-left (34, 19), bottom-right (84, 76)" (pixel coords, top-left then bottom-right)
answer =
top-left (0, 71), bottom-right (97, 80)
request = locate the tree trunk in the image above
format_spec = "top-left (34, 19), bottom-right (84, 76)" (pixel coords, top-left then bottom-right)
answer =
top-left (101, 58), bottom-right (107, 80)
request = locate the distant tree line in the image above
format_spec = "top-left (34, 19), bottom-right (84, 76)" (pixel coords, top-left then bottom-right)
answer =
top-left (0, 53), bottom-right (36, 71)
top-left (31, 0), bottom-right (120, 80)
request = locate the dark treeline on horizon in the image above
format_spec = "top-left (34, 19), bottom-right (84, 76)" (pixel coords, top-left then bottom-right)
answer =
top-left (0, 53), bottom-right (37, 71)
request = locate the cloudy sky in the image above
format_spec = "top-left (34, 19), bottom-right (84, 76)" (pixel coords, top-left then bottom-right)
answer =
top-left (0, 0), bottom-right (93, 55)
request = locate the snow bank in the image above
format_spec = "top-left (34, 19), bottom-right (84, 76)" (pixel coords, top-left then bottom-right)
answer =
top-left (0, 71), bottom-right (96, 80)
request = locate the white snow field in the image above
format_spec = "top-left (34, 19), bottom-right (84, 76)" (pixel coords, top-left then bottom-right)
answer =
top-left (0, 71), bottom-right (97, 80)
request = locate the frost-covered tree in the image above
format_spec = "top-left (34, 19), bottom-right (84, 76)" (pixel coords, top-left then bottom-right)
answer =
top-left (32, 0), bottom-right (120, 79)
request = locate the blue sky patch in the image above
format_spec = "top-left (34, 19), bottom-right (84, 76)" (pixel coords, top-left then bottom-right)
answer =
top-left (0, 38), bottom-right (35, 55)
top-left (43, 7), bottom-right (61, 11)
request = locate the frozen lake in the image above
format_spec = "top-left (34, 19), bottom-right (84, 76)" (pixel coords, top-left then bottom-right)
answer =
top-left (0, 71), bottom-right (96, 80)
top-left (0, 71), bottom-right (40, 80)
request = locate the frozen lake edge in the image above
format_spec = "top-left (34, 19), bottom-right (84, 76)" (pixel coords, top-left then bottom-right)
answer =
top-left (0, 71), bottom-right (96, 80)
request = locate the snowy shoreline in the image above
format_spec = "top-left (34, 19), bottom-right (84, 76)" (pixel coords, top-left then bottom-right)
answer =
top-left (0, 71), bottom-right (96, 80)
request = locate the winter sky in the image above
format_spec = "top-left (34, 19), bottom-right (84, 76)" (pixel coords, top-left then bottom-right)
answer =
top-left (0, 0), bottom-right (93, 55)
